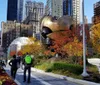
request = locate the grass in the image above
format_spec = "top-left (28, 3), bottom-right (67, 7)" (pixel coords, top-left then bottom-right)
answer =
top-left (35, 61), bottom-right (83, 79)
top-left (87, 65), bottom-right (98, 73)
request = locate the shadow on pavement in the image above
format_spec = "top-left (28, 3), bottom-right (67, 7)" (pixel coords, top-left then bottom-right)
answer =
top-left (5, 69), bottom-right (44, 85)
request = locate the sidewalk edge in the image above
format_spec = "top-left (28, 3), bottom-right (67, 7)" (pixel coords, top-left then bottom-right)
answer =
top-left (31, 68), bottom-right (100, 85)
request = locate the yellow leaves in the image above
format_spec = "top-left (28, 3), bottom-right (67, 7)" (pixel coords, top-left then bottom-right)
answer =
top-left (63, 37), bottom-right (83, 57)
top-left (74, 37), bottom-right (79, 43)
top-left (90, 23), bottom-right (100, 52)
top-left (69, 45), bottom-right (72, 49)
top-left (21, 42), bottom-right (42, 56)
top-left (19, 37), bottom-right (44, 56)
top-left (21, 45), bottom-right (32, 54)
top-left (91, 23), bottom-right (100, 39)
top-left (28, 37), bottom-right (36, 41)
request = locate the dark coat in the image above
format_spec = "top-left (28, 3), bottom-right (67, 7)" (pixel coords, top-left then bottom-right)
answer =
top-left (9, 58), bottom-right (18, 69)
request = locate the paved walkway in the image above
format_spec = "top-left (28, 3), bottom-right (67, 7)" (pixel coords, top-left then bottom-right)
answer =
top-left (4, 64), bottom-right (80, 85)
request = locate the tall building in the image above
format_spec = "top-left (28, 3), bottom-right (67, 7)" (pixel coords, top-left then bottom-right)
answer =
top-left (45, 0), bottom-right (81, 23)
top-left (72, 0), bottom-right (81, 24)
top-left (17, 0), bottom-right (24, 22)
top-left (94, 1), bottom-right (100, 16)
top-left (22, 0), bottom-right (26, 21)
top-left (1, 21), bottom-right (33, 53)
top-left (7, 0), bottom-right (24, 22)
top-left (84, 16), bottom-right (88, 24)
top-left (63, 0), bottom-right (72, 16)
top-left (45, 5), bottom-right (48, 15)
top-left (25, 1), bottom-right (44, 19)
top-left (93, 1), bottom-right (100, 24)
top-left (46, 0), bottom-right (63, 17)
top-left (7, 0), bottom-right (18, 21)
top-left (24, 1), bottom-right (45, 34)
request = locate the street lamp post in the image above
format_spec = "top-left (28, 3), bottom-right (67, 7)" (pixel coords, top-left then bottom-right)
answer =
top-left (81, 0), bottom-right (89, 77)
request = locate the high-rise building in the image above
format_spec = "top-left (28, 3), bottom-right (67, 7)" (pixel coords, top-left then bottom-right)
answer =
top-left (46, 0), bottom-right (63, 17)
top-left (45, 0), bottom-right (81, 23)
top-left (17, 0), bottom-right (24, 22)
top-left (93, 1), bottom-right (100, 24)
top-left (72, 0), bottom-right (81, 24)
top-left (45, 0), bottom-right (51, 15)
top-left (7, 0), bottom-right (18, 21)
top-left (22, 0), bottom-right (26, 21)
top-left (94, 1), bottom-right (100, 16)
top-left (7, 0), bottom-right (24, 22)
top-left (24, 1), bottom-right (45, 34)
top-left (63, 0), bottom-right (72, 16)
top-left (84, 16), bottom-right (88, 24)
top-left (25, 1), bottom-right (44, 19)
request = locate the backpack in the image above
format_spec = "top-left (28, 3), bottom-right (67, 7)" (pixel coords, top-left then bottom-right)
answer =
top-left (25, 55), bottom-right (32, 64)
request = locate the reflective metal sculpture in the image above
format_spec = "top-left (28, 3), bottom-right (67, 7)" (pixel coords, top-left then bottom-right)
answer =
top-left (40, 15), bottom-right (73, 39)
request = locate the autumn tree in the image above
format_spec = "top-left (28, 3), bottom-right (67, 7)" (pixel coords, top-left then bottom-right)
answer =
top-left (90, 23), bottom-right (100, 53)
top-left (63, 37), bottom-right (83, 64)
top-left (45, 27), bottom-right (84, 64)
top-left (20, 37), bottom-right (45, 56)
top-left (47, 29), bottom-right (74, 56)
top-left (63, 37), bottom-right (83, 57)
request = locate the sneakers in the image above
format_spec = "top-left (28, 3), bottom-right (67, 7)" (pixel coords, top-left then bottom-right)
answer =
top-left (23, 80), bottom-right (31, 83)
top-left (27, 81), bottom-right (31, 83)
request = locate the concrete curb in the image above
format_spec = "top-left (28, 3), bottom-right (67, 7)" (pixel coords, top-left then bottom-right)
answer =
top-left (31, 68), bottom-right (100, 85)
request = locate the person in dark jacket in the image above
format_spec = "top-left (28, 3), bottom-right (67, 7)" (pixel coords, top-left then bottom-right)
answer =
top-left (9, 55), bottom-right (18, 79)
top-left (23, 53), bottom-right (33, 83)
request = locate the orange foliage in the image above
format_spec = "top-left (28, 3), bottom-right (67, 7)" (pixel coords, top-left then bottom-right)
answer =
top-left (44, 50), bottom-right (51, 56)
top-left (44, 50), bottom-right (55, 56)
top-left (49, 29), bottom-right (74, 54)
top-left (10, 51), bottom-right (16, 57)
top-left (63, 37), bottom-right (83, 57)
top-left (17, 51), bottom-right (23, 56)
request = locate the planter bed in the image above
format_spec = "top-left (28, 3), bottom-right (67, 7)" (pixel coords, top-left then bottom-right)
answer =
top-left (0, 66), bottom-right (17, 85)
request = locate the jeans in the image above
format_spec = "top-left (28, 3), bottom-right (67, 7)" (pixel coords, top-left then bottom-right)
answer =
top-left (23, 66), bottom-right (31, 82)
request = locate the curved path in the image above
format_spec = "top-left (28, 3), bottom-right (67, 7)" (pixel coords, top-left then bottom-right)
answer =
top-left (4, 64), bottom-right (80, 85)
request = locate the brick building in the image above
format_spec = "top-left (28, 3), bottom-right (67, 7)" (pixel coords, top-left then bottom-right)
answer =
top-left (1, 21), bottom-right (33, 53)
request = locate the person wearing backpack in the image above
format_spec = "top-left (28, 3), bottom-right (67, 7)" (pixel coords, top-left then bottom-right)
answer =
top-left (23, 53), bottom-right (33, 83)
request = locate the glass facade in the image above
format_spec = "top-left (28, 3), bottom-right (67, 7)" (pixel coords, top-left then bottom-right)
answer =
top-left (17, 0), bottom-right (24, 22)
top-left (63, 0), bottom-right (72, 16)
top-left (7, 0), bottom-right (18, 21)
top-left (7, 0), bottom-right (24, 22)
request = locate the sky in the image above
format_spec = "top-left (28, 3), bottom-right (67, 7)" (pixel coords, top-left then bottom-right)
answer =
top-left (0, 0), bottom-right (100, 30)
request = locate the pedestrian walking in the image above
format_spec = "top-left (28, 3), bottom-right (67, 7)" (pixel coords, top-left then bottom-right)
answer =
top-left (9, 55), bottom-right (18, 79)
top-left (23, 53), bottom-right (33, 83)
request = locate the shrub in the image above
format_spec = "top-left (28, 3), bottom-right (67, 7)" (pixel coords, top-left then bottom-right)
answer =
top-left (36, 62), bottom-right (83, 75)
top-left (51, 62), bottom-right (83, 75)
